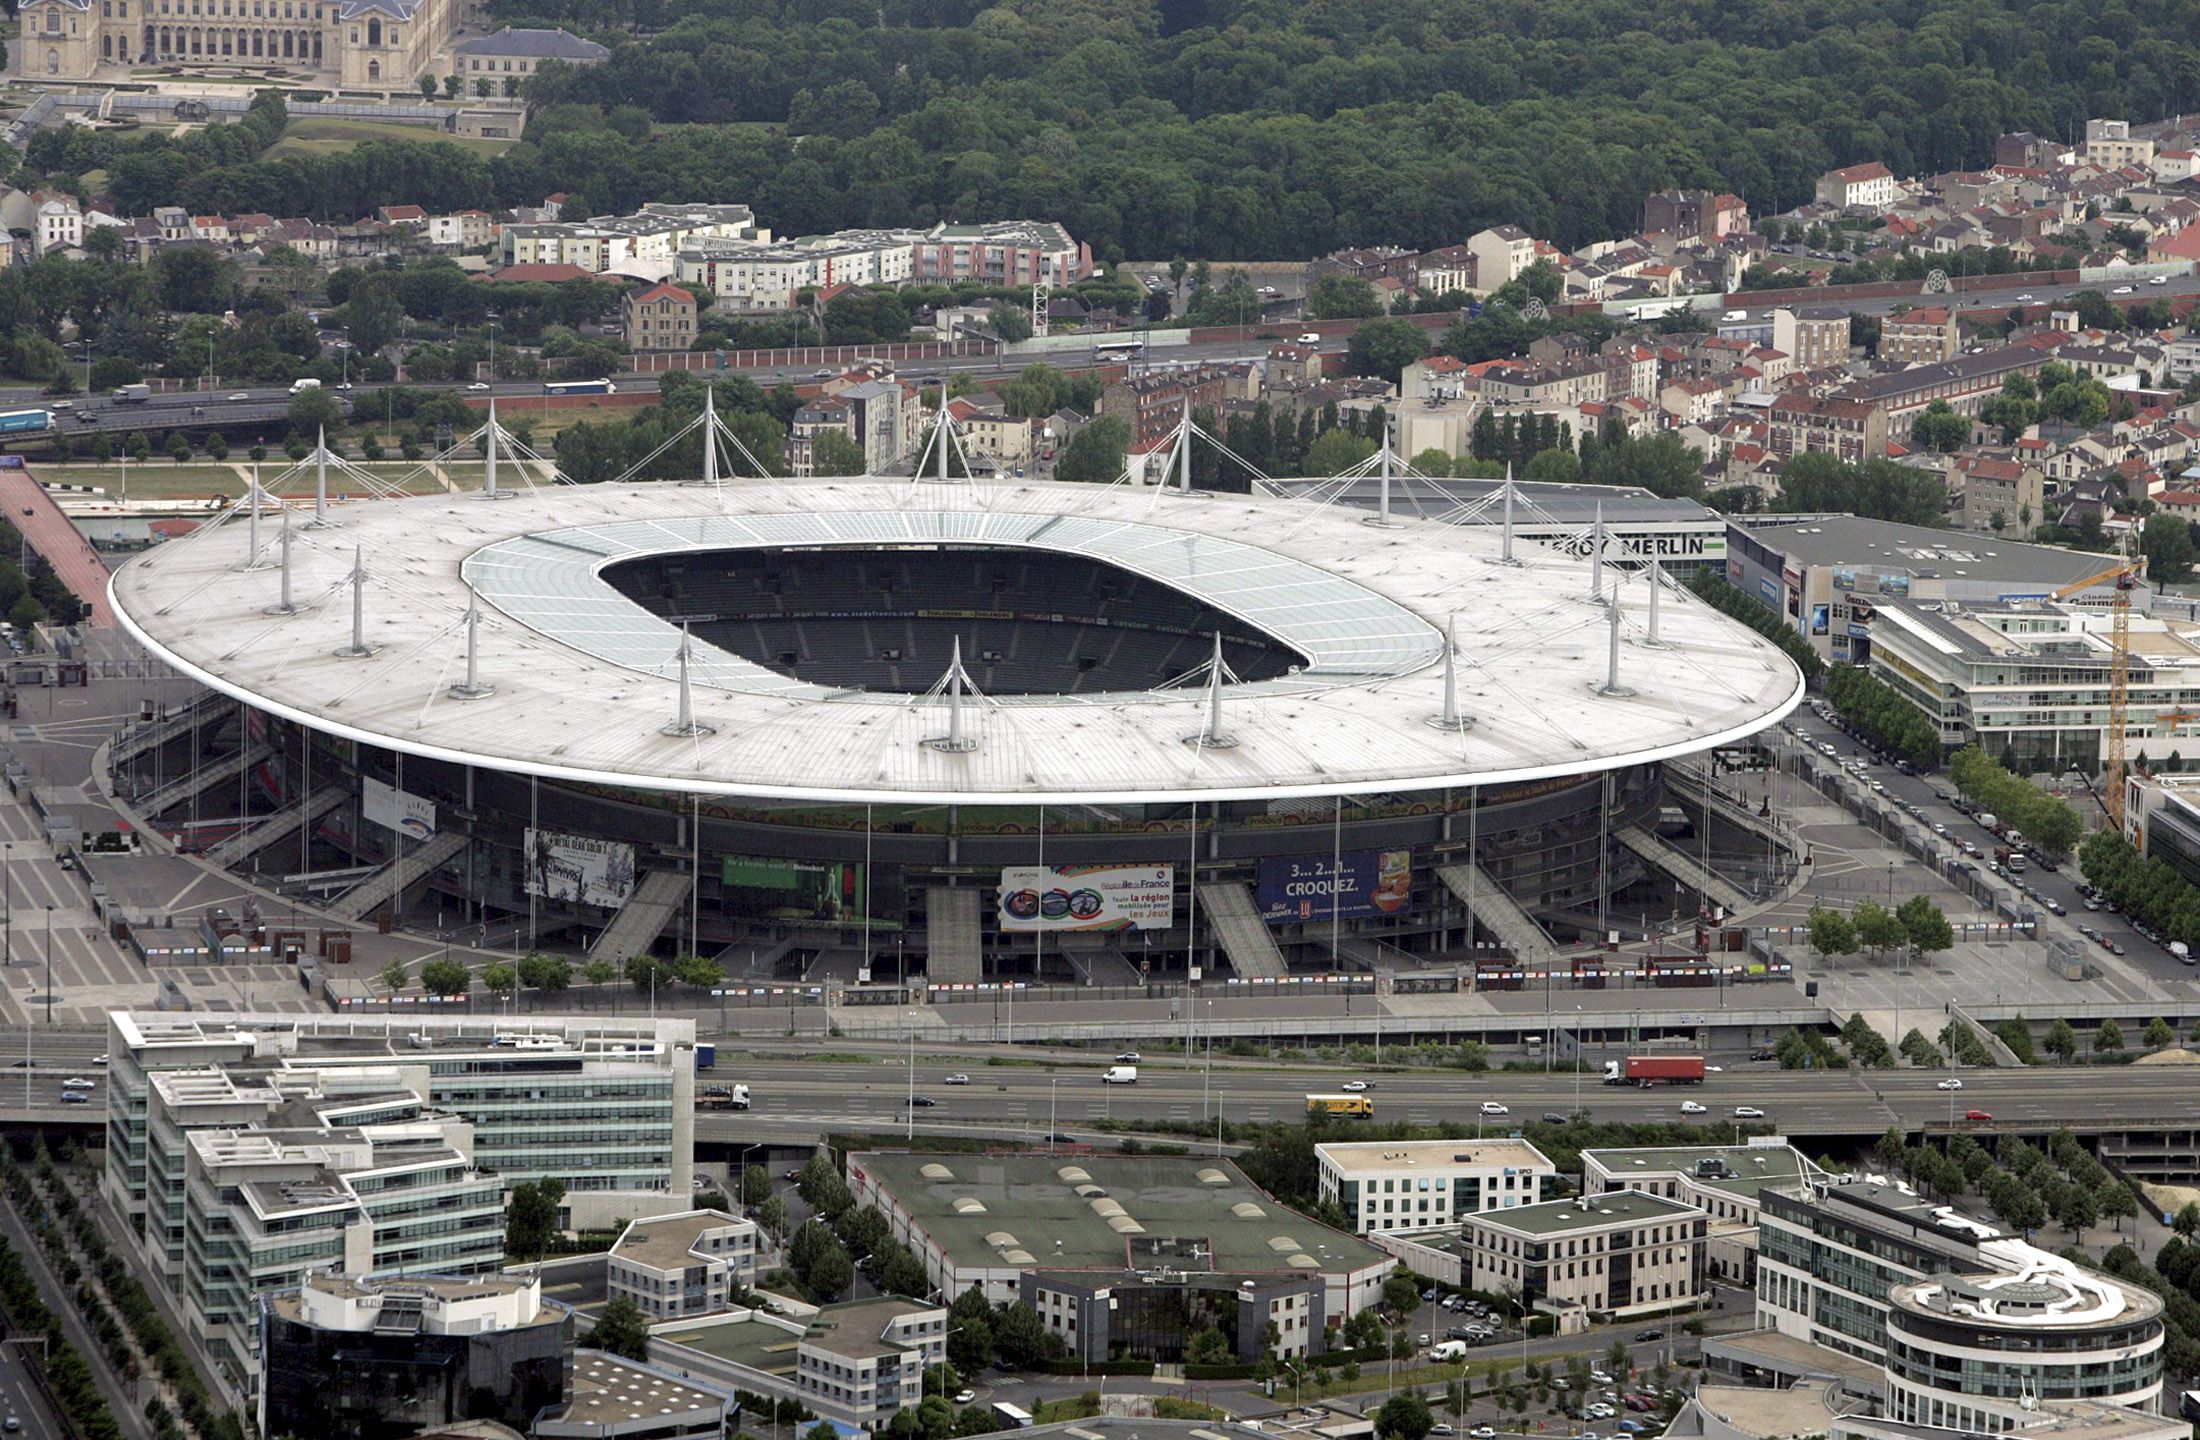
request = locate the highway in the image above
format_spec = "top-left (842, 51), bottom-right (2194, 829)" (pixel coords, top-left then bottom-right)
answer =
top-left (15, 388), bottom-right (352, 438)
top-left (690, 1047), bottom-right (2200, 1146)
top-left (1718, 270), bottom-right (2200, 324)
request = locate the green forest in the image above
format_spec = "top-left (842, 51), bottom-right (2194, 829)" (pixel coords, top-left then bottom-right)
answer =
top-left (22, 0), bottom-right (2200, 258)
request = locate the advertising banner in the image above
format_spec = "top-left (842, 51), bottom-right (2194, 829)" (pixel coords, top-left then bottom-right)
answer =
top-left (524, 829), bottom-right (637, 908)
top-left (997, 864), bottom-right (1175, 932)
top-left (723, 855), bottom-right (867, 924)
top-left (363, 777), bottom-right (436, 841)
top-left (1256, 850), bottom-right (1413, 924)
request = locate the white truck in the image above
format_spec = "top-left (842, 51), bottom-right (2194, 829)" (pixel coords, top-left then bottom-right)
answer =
top-left (1428, 1340), bottom-right (1468, 1361)
top-left (1102, 1065), bottom-right (1138, 1084)
top-left (290, 377), bottom-right (322, 394)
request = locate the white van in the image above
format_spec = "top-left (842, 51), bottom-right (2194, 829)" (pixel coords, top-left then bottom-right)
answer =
top-left (1722, 309), bottom-right (1747, 322)
top-left (1102, 1065), bottom-right (1138, 1084)
top-left (290, 377), bottom-right (322, 394)
top-left (1429, 1340), bottom-right (1468, 1361)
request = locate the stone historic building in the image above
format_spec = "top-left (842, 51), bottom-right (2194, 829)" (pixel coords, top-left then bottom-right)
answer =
top-left (18, 0), bottom-right (454, 87)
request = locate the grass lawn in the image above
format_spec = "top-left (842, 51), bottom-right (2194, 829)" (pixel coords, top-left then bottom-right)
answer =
top-left (263, 118), bottom-right (513, 159)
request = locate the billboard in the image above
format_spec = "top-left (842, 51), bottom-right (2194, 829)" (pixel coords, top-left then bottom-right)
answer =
top-left (1257, 850), bottom-right (1413, 924)
top-left (723, 855), bottom-right (867, 924)
top-left (997, 864), bottom-right (1175, 933)
top-left (363, 777), bottom-right (436, 841)
top-left (525, 829), bottom-right (637, 908)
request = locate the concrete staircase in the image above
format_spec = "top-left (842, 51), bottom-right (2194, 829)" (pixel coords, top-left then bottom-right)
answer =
top-left (925, 887), bottom-right (982, 983)
top-left (1435, 861), bottom-right (1555, 964)
top-left (1196, 881), bottom-right (1288, 979)
top-left (326, 830), bottom-right (468, 922)
top-left (204, 784), bottom-right (347, 869)
top-left (590, 869), bottom-right (694, 961)
top-left (136, 742), bottom-right (271, 816)
top-left (1615, 825), bottom-right (1752, 916)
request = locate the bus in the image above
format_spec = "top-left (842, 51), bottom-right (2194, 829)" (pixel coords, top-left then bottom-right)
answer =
top-left (1306, 1093), bottom-right (1375, 1118)
top-left (544, 379), bottom-right (618, 396)
top-left (1091, 339), bottom-right (1146, 360)
top-left (992, 1403), bottom-right (1034, 1428)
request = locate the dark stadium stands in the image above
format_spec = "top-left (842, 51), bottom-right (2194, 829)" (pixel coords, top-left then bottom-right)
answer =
top-left (603, 546), bottom-right (1303, 696)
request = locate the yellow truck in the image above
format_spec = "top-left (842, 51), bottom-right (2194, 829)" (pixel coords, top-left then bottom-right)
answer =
top-left (1306, 1093), bottom-right (1375, 1118)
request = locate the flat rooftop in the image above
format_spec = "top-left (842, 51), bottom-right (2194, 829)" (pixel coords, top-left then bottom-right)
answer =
top-left (612, 1209), bottom-right (747, 1272)
top-left (113, 1012), bottom-right (694, 1060)
top-left (1685, 1382), bottom-right (1844, 1440)
top-left (851, 1151), bottom-right (1391, 1276)
top-left (555, 1351), bottom-right (728, 1428)
top-left (653, 1314), bottom-right (802, 1375)
top-left (1732, 515), bottom-right (2122, 587)
top-left (1316, 1138), bottom-right (1554, 1176)
top-left (1586, 1143), bottom-right (1815, 1199)
top-left (1468, 1188), bottom-right (1701, 1238)
top-left (803, 1298), bottom-right (936, 1362)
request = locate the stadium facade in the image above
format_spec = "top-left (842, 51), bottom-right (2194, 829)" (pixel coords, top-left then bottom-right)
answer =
top-left (107, 477), bottom-right (1801, 985)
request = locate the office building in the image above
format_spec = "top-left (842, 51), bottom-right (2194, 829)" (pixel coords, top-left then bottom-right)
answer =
top-left (1868, 598), bottom-right (2200, 770)
top-left (609, 1209), bottom-right (760, 1320)
top-left (1755, 1171), bottom-right (2162, 1425)
top-left (105, 1012), bottom-right (696, 1240)
top-left (1724, 515), bottom-right (2133, 663)
top-left (1581, 1141), bottom-right (1818, 1283)
top-left (258, 1270), bottom-right (572, 1440)
top-left (1315, 1138), bottom-right (1556, 1235)
top-left (1022, 1270), bottom-right (1324, 1364)
top-left (793, 1298), bottom-right (948, 1431)
top-left (846, 1151), bottom-right (1392, 1319)
top-left (187, 1120), bottom-right (507, 1388)
top-left (1458, 1190), bottom-right (1707, 1320)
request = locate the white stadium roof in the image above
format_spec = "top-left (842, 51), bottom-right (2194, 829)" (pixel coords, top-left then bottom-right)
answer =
top-left (109, 479), bottom-right (1802, 805)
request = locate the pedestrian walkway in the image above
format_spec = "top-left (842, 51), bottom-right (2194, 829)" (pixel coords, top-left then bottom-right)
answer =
top-left (0, 467), bottom-right (115, 626)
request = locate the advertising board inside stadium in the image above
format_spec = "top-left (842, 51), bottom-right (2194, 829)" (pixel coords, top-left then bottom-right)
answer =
top-left (1257, 850), bottom-right (1413, 924)
top-left (722, 856), bottom-right (869, 924)
top-left (997, 864), bottom-right (1175, 932)
top-left (362, 777), bottom-right (436, 841)
top-left (525, 829), bottom-right (637, 908)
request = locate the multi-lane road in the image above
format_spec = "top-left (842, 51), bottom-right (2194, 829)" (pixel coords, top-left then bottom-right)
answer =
top-left (690, 1046), bottom-right (2200, 1148)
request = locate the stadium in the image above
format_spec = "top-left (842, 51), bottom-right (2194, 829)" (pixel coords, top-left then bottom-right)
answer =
top-left (103, 449), bottom-right (1802, 988)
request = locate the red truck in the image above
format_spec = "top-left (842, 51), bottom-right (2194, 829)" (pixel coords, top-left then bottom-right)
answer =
top-left (1602, 1055), bottom-right (1706, 1086)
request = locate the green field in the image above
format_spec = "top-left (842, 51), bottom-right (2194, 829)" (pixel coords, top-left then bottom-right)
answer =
top-left (263, 117), bottom-right (514, 159)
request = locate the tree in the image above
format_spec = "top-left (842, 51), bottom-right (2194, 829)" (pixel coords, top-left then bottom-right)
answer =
top-left (880, 1243), bottom-right (928, 1297)
top-left (419, 74), bottom-right (438, 99)
top-left (1895, 896), bottom-right (1954, 965)
top-left (806, 427), bottom-right (867, 476)
top-left (799, 1152), bottom-right (853, 1219)
top-left (1306, 426), bottom-right (1376, 474)
top-left (991, 1301), bottom-right (1052, 1369)
top-left (948, 1287), bottom-right (995, 1372)
top-left (583, 958), bottom-right (616, 990)
top-left (1908, 400), bottom-right (1969, 454)
top-left (518, 951), bottom-right (571, 995)
top-left (2174, 1201), bottom-right (2200, 1239)
top-left (588, 1296), bottom-right (651, 1361)
top-left (1382, 1271), bottom-right (1422, 1316)
top-left (419, 957), bottom-right (470, 997)
top-left (2144, 1016), bottom-right (2176, 1049)
top-left (1345, 316), bottom-right (1428, 384)
top-left (1522, 447), bottom-right (1579, 484)
top-left (290, 387), bottom-right (343, 438)
top-left (1055, 415), bottom-right (1129, 484)
top-left (2094, 1018), bottom-right (2126, 1055)
top-left (1805, 904), bottom-right (1856, 961)
top-left (379, 958), bottom-right (408, 993)
top-left (625, 953), bottom-right (669, 996)
top-left (1307, 276), bottom-right (1383, 320)
top-left (2096, 1177), bottom-right (2138, 1234)
top-left (1186, 1325), bottom-right (1232, 1365)
top-left (2143, 512), bottom-right (2198, 585)
top-left (506, 1177), bottom-right (566, 1262)
top-left (481, 962), bottom-right (517, 1000)
top-left (1376, 1393), bottom-right (1434, 1440)
top-left (1850, 901), bottom-right (1909, 963)
top-left (2044, 1017), bottom-right (2078, 1062)
top-left (2056, 1184), bottom-right (2097, 1236)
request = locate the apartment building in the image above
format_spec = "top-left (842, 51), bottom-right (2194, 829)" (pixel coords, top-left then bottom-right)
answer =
top-left (1459, 1190), bottom-right (1706, 1320)
top-left (1953, 455), bottom-right (2045, 533)
top-left (623, 282), bottom-right (698, 353)
top-left (1772, 308), bottom-right (1851, 370)
top-left (500, 202), bottom-right (766, 273)
top-left (1766, 393), bottom-right (1888, 463)
top-left (907, 220), bottom-right (1091, 286)
top-left (676, 231), bottom-right (913, 313)
top-left (608, 1209), bottom-right (760, 1320)
top-left (1099, 365), bottom-right (1247, 450)
top-left (1838, 345), bottom-right (2052, 427)
top-left (1816, 161), bottom-right (1899, 210)
top-left (787, 379), bottom-right (922, 477)
top-left (1468, 225), bottom-right (1537, 290)
top-left (1316, 1138), bottom-right (1556, 1235)
top-left (2085, 118), bottom-right (2158, 170)
top-left (1880, 306), bottom-right (1961, 365)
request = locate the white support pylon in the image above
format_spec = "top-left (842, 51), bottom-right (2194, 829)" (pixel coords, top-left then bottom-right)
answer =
top-left (660, 622), bottom-right (714, 736)
top-left (482, 395), bottom-right (504, 500)
top-left (1594, 590), bottom-right (1633, 698)
top-left (449, 603), bottom-right (494, 700)
top-left (1590, 500), bottom-right (1607, 603)
top-left (1646, 556), bottom-right (1666, 647)
top-left (333, 545), bottom-right (374, 657)
top-left (264, 502), bottom-right (296, 616)
top-left (702, 386), bottom-right (719, 488)
top-left (242, 464), bottom-right (264, 569)
top-left (1176, 397), bottom-right (1193, 493)
top-left (1426, 611), bottom-right (1475, 732)
top-left (1499, 463), bottom-right (1518, 564)
top-left (921, 637), bottom-right (980, 752)
top-left (1183, 631), bottom-right (1239, 749)
top-left (310, 426), bottom-right (330, 526)
top-left (1368, 412), bottom-right (1396, 527)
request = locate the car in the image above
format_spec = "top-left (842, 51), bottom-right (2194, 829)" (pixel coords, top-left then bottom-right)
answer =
top-left (954, 1390), bottom-right (977, 1405)
top-left (1116, 1051), bottom-right (1141, 1062)
top-left (1341, 1080), bottom-right (1370, 1092)
top-left (2111, 941), bottom-right (2127, 956)
top-left (1472, 1429), bottom-right (1497, 1438)
top-left (1448, 1326), bottom-right (1479, 1341)
top-left (1480, 1101), bottom-right (1509, 1115)
top-left (1590, 1371), bottom-right (1613, 1385)
top-left (1635, 1329), bottom-right (1661, 1342)
top-left (2114, 285), bottom-right (2135, 295)
top-left (48, 399), bottom-right (69, 410)
top-left (2153, 274), bottom-right (2171, 285)
top-left (784, 1170), bottom-right (802, 1181)
top-left (4, 1418), bottom-right (18, 1433)
top-left (2046, 900), bottom-right (2066, 915)
top-left (1965, 1109), bottom-right (1993, 1122)
top-left (1296, 333), bottom-right (1322, 344)
top-left (60, 1077), bottom-right (92, 1090)
top-left (692, 1176), bottom-right (710, 1189)
top-left (466, 382), bottom-right (492, 391)
top-left (2017, 292), bottom-right (2035, 301)
top-left (1551, 1378), bottom-right (1570, 1391)
top-left (1421, 1288), bottom-right (1436, 1300)
top-left (1750, 1047), bottom-right (1776, 1061)
top-left (904, 1095), bottom-right (936, 1107)
top-left (1680, 1100), bottom-right (1706, 1114)
top-left (944, 1073), bottom-right (970, 1085)
top-left (58, 1091), bottom-right (87, 1104)
top-left (92, 1053), bottom-right (107, 1065)
top-left (1431, 1425), bottom-right (1456, 1435)
top-left (2097, 934), bottom-right (2116, 951)
top-left (1618, 1422), bottom-right (1647, 1434)
top-left (1734, 1105), bottom-right (1766, 1118)
top-left (1937, 1077), bottom-right (1962, 1090)
top-left (1543, 1111), bottom-right (1570, 1123)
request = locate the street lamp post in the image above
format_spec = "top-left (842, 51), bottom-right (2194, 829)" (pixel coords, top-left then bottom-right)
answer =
top-left (43, 905), bottom-right (53, 1025)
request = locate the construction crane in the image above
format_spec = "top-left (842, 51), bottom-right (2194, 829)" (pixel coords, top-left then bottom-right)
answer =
top-left (2052, 552), bottom-right (2147, 830)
